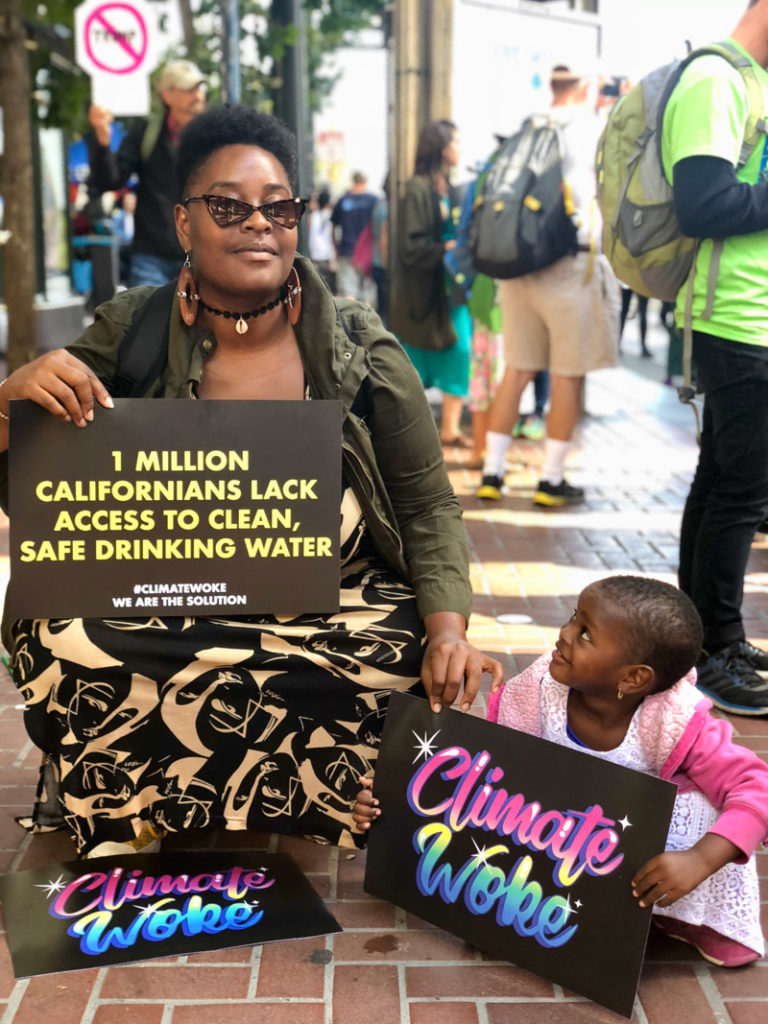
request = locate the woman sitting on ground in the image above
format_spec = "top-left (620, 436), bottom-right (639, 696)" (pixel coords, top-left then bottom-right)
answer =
top-left (0, 105), bottom-right (501, 858)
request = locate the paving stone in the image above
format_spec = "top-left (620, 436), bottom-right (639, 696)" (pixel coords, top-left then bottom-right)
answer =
top-left (11, 970), bottom-right (100, 1024)
top-left (409, 1002), bottom-right (480, 1024)
top-left (405, 964), bottom-right (553, 999)
top-left (99, 965), bottom-right (251, 1001)
top-left (254, 936), bottom-right (327, 997)
top-left (172, 1005), bottom-right (324, 1024)
top-left (91, 1007), bottom-right (165, 1024)
top-left (332, 965), bottom-right (400, 1024)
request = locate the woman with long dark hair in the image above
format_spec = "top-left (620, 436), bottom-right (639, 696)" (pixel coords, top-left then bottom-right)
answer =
top-left (390, 120), bottom-right (472, 446)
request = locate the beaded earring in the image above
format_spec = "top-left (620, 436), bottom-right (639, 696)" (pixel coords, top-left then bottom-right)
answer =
top-left (177, 251), bottom-right (199, 327)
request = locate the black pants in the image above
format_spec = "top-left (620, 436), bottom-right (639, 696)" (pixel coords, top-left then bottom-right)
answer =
top-left (678, 332), bottom-right (768, 650)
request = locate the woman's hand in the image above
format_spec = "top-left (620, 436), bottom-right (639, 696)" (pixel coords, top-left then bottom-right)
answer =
top-left (421, 612), bottom-right (504, 713)
top-left (631, 834), bottom-right (740, 907)
top-left (1, 350), bottom-right (113, 428)
top-left (352, 777), bottom-right (380, 831)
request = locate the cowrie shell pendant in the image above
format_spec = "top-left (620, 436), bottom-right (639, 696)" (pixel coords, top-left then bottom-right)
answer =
top-left (235, 317), bottom-right (248, 335)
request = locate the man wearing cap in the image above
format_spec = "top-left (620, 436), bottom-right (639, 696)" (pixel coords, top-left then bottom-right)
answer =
top-left (87, 59), bottom-right (207, 287)
top-left (476, 65), bottom-right (618, 505)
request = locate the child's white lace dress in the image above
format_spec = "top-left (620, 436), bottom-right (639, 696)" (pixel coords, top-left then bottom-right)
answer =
top-left (540, 674), bottom-right (765, 956)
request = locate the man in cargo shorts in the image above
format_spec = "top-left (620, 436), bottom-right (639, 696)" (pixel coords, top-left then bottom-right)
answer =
top-left (476, 65), bottom-right (619, 505)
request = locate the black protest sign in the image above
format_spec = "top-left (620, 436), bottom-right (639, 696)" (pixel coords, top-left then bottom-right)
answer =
top-left (0, 850), bottom-right (341, 977)
top-left (8, 399), bottom-right (342, 618)
top-left (364, 692), bottom-right (677, 1019)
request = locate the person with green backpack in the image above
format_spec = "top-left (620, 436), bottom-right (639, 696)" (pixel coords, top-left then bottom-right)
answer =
top-left (660, 0), bottom-right (768, 716)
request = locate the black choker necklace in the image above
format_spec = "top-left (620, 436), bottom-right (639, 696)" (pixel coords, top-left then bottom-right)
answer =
top-left (198, 290), bottom-right (285, 335)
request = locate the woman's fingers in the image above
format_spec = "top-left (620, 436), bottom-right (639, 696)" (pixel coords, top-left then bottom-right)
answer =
top-left (10, 351), bottom-right (112, 426)
top-left (422, 641), bottom-right (504, 713)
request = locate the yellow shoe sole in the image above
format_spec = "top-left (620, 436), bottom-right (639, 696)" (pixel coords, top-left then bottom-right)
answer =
top-left (533, 490), bottom-right (569, 507)
top-left (476, 484), bottom-right (502, 500)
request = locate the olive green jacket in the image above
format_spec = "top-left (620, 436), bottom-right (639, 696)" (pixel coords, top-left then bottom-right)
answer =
top-left (389, 175), bottom-right (457, 352)
top-left (2, 255), bottom-right (472, 622)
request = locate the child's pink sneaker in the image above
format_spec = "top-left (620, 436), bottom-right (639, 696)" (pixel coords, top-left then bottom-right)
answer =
top-left (653, 916), bottom-right (760, 968)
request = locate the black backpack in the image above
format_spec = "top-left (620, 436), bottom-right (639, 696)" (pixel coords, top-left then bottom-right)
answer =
top-left (469, 118), bottom-right (578, 279)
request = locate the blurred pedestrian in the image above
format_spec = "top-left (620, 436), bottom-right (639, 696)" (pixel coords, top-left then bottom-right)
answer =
top-left (371, 177), bottom-right (390, 324)
top-left (111, 190), bottom-right (137, 285)
top-left (390, 120), bottom-right (472, 446)
top-left (308, 187), bottom-right (336, 292)
top-left (87, 59), bottom-right (207, 287)
top-left (619, 287), bottom-right (651, 357)
top-left (331, 171), bottom-right (377, 304)
top-left (476, 64), bottom-right (619, 505)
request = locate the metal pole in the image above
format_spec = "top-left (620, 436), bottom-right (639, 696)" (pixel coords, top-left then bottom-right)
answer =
top-left (224, 0), bottom-right (241, 104)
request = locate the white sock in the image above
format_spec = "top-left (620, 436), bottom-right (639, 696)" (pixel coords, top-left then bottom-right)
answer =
top-left (541, 439), bottom-right (570, 485)
top-left (482, 432), bottom-right (512, 477)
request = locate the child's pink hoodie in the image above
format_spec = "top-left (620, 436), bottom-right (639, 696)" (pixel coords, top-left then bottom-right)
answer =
top-left (487, 653), bottom-right (768, 861)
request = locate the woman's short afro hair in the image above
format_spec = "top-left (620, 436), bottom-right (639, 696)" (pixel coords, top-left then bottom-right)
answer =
top-left (177, 104), bottom-right (299, 199)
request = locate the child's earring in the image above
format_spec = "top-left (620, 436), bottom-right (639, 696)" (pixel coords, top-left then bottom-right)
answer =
top-left (617, 687), bottom-right (624, 700)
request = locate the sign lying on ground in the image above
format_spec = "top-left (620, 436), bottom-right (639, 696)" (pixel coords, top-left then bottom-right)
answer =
top-left (74, 0), bottom-right (162, 115)
top-left (364, 692), bottom-right (677, 1019)
top-left (8, 398), bottom-right (343, 619)
top-left (0, 851), bottom-right (341, 977)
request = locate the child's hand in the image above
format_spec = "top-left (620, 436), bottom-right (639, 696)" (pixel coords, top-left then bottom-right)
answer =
top-left (352, 777), bottom-right (380, 830)
top-left (631, 849), bottom-right (712, 907)
top-left (632, 833), bottom-right (741, 908)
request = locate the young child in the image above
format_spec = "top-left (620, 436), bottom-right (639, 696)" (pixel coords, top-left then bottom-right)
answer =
top-left (355, 575), bottom-right (768, 968)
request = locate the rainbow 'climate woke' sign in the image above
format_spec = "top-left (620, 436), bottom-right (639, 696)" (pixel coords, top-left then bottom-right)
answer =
top-left (364, 693), bottom-right (676, 1019)
top-left (0, 852), bottom-right (340, 977)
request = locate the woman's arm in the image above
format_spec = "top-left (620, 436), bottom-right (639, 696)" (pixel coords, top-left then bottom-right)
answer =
top-left (361, 318), bottom-right (503, 707)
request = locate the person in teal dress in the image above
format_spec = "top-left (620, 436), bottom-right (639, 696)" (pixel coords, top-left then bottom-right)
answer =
top-left (390, 120), bottom-right (472, 445)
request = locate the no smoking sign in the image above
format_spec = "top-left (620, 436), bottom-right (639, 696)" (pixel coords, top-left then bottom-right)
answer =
top-left (75, 0), bottom-right (161, 115)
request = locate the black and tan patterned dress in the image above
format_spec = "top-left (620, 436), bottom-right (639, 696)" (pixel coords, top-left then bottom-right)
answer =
top-left (11, 485), bottom-right (425, 853)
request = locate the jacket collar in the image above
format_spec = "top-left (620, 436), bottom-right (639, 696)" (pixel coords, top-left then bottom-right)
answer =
top-left (292, 253), bottom-right (370, 413)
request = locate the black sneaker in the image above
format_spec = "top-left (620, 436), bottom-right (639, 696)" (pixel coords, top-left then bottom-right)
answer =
top-left (732, 640), bottom-right (768, 676)
top-left (476, 474), bottom-right (504, 500)
top-left (695, 645), bottom-right (768, 716)
top-left (533, 479), bottom-right (585, 507)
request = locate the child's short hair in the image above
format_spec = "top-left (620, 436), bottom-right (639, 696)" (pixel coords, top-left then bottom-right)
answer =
top-left (593, 576), bottom-right (702, 690)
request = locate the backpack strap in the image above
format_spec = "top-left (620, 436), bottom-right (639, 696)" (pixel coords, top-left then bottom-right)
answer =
top-left (111, 281), bottom-right (177, 397)
top-left (140, 111), bottom-right (165, 164)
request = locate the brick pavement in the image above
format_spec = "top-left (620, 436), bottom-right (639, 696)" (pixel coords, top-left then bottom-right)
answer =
top-left (0, 358), bottom-right (766, 1023)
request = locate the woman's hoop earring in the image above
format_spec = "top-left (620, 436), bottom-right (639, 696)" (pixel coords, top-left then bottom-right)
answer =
top-left (177, 251), bottom-right (199, 327)
top-left (283, 266), bottom-right (302, 326)
top-left (617, 688), bottom-right (624, 701)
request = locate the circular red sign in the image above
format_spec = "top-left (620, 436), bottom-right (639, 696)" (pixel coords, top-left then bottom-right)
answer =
top-left (84, 3), bottom-right (148, 75)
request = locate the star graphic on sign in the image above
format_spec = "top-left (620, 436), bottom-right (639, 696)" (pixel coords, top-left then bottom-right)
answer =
top-left (618, 815), bottom-right (633, 831)
top-left (412, 729), bottom-right (441, 763)
top-left (134, 902), bottom-right (164, 919)
top-left (562, 894), bottom-right (579, 921)
top-left (470, 838), bottom-right (495, 867)
top-left (575, 899), bottom-right (583, 910)
top-left (34, 875), bottom-right (67, 899)
top-left (241, 900), bottom-right (260, 911)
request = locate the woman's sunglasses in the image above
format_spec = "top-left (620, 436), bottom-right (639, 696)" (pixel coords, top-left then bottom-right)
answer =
top-left (183, 194), bottom-right (307, 229)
